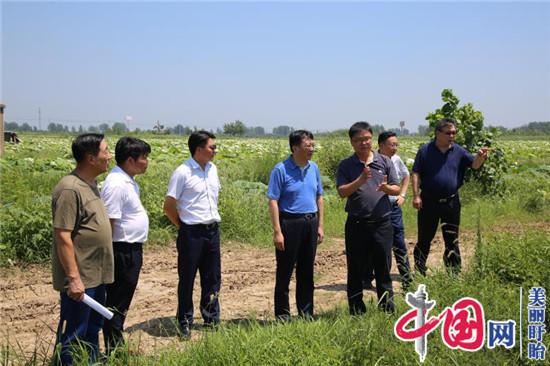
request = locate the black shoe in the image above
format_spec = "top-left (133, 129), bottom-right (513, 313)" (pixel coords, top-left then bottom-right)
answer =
top-left (178, 323), bottom-right (191, 340)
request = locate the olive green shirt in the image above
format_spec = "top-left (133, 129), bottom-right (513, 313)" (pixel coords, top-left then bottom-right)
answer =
top-left (51, 173), bottom-right (114, 291)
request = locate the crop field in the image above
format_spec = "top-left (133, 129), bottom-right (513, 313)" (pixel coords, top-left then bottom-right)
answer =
top-left (2, 134), bottom-right (549, 265)
top-left (1, 133), bottom-right (549, 365)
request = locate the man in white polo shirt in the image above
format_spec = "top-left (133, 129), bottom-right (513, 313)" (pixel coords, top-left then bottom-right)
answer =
top-left (164, 130), bottom-right (221, 339)
top-left (100, 137), bottom-right (151, 353)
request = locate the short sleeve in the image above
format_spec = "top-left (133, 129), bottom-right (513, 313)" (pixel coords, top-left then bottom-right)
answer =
top-left (167, 168), bottom-right (185, 200)
top-left (462, 148), bottom-right (475, 168)
top-left (386, 158), bottom-right (399, 186)
top-left (412, 148), bottom-right (423, 173)
top-left (336, 160), bottom-right (350, 188)
top-left (267, 166), bottom-right (283, 200)
top-left (53, 189), bottom-right (79, 231)
top-left (100, 182), bottom-right (125, 220)
top-left (397, 157), bottom-right (410, 177)
top-left (315, 165), bottom-right (324, 196)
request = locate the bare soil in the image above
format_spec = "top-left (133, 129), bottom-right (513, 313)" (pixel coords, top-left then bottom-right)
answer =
top-left (0, 234), bottom-right (476, 358)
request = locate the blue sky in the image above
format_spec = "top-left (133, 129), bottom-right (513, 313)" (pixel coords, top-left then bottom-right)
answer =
top-left (2, 1), bottom-right (549, 132)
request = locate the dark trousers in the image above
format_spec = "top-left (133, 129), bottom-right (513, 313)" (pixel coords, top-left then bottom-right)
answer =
top-left (414, 194), bottom-right (461, 276)
top-left (364, 203), bottom-right (412, 289)
top-left (176, 222), bottom-right (221, 326)
top-left (103, 242), bottom-right (143, 352)
top-left (346, 216), bottom-right (394, 314)
top-left (274, 215), bottom-right (319, 318)
top-left (53, 285), bottom-right (105, 366)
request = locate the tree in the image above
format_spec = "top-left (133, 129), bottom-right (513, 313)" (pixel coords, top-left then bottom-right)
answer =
top-left (5, 121), bottom-right (19, 130)
top-left (272, 125), bottom-right (293, 136)
top-left (426, 89), bottom-right (507, 195)
top-left (111, 122), bottom-right (129, 134)
top-left (253, 126), bottom-right (265, 136)
top-left (417, 125), bottom-right (430, 135)
top-left (171, 124), bottom-right (193, 135)
top-left (245, 126), bottom-right (265, 136)
top-left (223, 120), bottom-right (246, 136)
top-left (98, 123), bottom-right (110, 133)
top-left (47, 123), bottom-right (66, 132)
top-left (370, 124), bottom-right (386, 135)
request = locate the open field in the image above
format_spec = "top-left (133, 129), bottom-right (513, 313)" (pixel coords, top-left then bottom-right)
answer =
top-left (1, 134), bottom-right (549, 365)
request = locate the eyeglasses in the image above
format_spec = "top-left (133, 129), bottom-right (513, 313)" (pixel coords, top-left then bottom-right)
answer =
top-left (439, 130), bottom-right (457, 136)
top-left (352, 137), bottom-right (372, 144)
top-left (204, 145), bottom-right (217, 151)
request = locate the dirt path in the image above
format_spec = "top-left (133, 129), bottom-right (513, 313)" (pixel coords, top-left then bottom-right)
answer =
top-left (0, 234), bottom-right (476, 358)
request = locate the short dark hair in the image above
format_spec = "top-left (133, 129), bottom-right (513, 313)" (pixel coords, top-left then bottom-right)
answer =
top-left (435, 118), bottom-right (457, 132)
top-left (188, 130), bottom-right (216, 156)
top-left (348, 122), bottom-right (373, 139)
top-left (72, 133), bottom-right (104, 163)
top-left (115, 137), bottom-right (151, 165)
top-left (378, 131), bottom-right (397, 145)
top-left (288, 130), bottom-right (314, 153)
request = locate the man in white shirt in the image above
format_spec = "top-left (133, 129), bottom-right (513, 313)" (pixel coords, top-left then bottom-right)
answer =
top-left (164, 130), bottom-right (221, 339)
top-left (100, 137), bottom-right (150, 353)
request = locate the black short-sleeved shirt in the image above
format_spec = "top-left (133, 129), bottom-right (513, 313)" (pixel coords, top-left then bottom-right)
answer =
top-left (336, 152), bottom-right (399, 220)
top-left (412, 141), bottom-right (474, 198)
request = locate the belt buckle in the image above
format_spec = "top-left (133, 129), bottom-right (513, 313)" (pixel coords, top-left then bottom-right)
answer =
top-left (438, 198), bottom-right (447, 203)
top-left (205, 222), bottom-right (217, 230)
top-left (304, 213), bottom-right (315, 220)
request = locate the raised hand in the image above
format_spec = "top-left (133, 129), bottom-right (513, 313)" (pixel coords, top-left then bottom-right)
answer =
top-left (377, 175), bottom-right (389, 193)
top-left (477, 147), bottom-right (489, 158)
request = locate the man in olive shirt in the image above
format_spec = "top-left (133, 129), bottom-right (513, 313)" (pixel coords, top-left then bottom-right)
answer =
top-left (51, 133), bottom-right (114, 366)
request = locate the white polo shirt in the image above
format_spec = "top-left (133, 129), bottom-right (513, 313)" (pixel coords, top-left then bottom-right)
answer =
top-left (166, 158), bottom-right (221, 225)
top-left (389, 154), bottom-right (410, 203)
top-left (101, 165), bottom-right (149, 243)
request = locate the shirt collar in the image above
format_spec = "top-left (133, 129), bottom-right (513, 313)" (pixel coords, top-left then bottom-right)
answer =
top-left (352, 151), bottom-right (381, 165)
top-left (430, 139), bottom-right (455, 152)
top-left (286, 155), bottom-right (310, 170)
top-left (112, 165), bottom-right (135, 183)
top-left (187, 157), bottom-right (210, 171)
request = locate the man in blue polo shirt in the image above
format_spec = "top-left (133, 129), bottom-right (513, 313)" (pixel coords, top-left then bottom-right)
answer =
top-left (337, 122), bottom-right (400, 314)
top-left (267, 130), bottom-right (324, 320)
top-left (412, 118), bottom-right (488, 276)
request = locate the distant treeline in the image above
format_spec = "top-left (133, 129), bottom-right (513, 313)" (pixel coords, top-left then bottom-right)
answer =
top-left (5, 120), bottom-right (548, 136)
top-left (3, 120), bottom-right (412, 137)
top-left (489, 121), bottom-right (550, 135)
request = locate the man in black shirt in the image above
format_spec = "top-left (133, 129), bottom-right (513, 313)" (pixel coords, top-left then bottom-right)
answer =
top-left (337, 122), bottom-right (400, 314)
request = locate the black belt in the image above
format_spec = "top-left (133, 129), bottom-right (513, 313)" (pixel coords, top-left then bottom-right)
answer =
top-left (422, 193), bottom-right (457, 203)
top-left (348, 215), bottom-right (389, 225)
top-left (182, 221), bottom-right (219, 230)
top-left (113, 241), bottom-right (143, 249)
top-left (279, 212), bottom-right (317, 220)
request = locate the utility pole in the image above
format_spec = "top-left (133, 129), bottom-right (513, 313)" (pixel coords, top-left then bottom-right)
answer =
top-left (38, 107), bottom-right (42, 131)
top-left (0, 103), bottom-right (5, 157)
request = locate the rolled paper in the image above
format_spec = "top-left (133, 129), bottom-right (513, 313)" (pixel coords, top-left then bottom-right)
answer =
top-left (82, 294), bottom-right (114, 320)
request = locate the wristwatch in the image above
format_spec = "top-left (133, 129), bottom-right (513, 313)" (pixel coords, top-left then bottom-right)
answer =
top-left (400, 194), bottom-right (406, 198)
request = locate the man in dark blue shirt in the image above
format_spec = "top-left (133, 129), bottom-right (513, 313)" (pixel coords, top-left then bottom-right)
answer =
top-left (337, 122), bottom-right (400, 314)
top-left (267, 130), bottom-right (324, 320)
top-left (412, 118), bottom-right (488, 276)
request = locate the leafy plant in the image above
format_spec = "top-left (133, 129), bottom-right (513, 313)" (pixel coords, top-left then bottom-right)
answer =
top-left (426, 89), bottom-right (508, 195)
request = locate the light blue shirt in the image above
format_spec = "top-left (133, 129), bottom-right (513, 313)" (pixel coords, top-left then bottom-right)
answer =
top-left (267, 156), bottom-right (323, 214)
